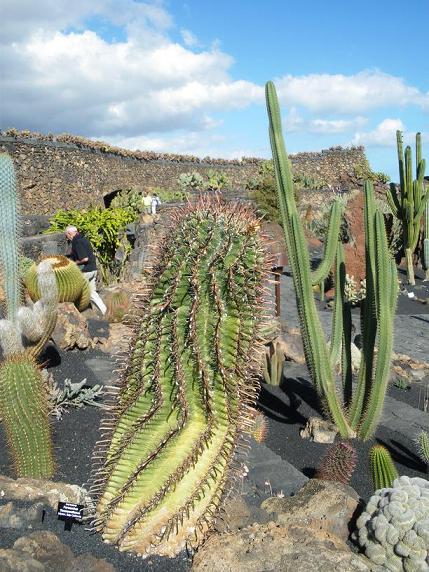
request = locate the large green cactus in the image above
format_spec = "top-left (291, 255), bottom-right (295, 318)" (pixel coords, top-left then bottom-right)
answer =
top-left (25, 254), bottom-right (90, 311)
top-left (387, 131), bottom-right (428, 285)
top-left (0, 153), bottom-right (57, 477)
top-left (91, 198), bottom-right (267, 556)
top-left (265, 82), bottom-right (397, 440)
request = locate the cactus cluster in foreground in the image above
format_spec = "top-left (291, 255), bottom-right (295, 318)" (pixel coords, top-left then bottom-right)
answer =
top-left (91, 198), bottom-right (268, 557)
top-left (356, 476), bottom-right (429, 571)
top-left (0, 153), bottom-right (57, 477)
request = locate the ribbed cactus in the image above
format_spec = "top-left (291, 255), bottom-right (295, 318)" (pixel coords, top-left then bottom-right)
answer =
top-left (387, 131), bottom-right (428, 285)
top-left (24, 254), bottom-right (90, 312)
top-left (262, 340), bottom-right (284, 385)
top-left (416, 430), bottom-right (429, 464)
top-left (0, 355), bottom-right (54, 477)
top-left (0, 153), bottom-right (57, 478)
top-left (424, 201), bottom-right (429, 281)
top-left (315, 440), bottom-right (357, 485)
top-left (370, 444), bottom-right (399, 490)
top-left (91, 198), bottom-right (267, 557)
top-left (266, 82), bottom-right (397, 440)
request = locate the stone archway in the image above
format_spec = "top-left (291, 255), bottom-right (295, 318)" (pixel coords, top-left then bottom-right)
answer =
top-left (103, 189), bottom-right (124, 209)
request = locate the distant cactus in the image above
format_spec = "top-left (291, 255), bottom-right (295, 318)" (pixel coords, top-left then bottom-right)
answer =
top-left (315, 440), bottom-right (357, 485)
top-left (370, 444), bottom-right (399, 490)
top-left (356, 476), bottom-right (429, 571)
top-left (24, 254), bottom-right (90, 311)
top-left (104, 288), bottom-right (130, 322)
top-left (91, 198), bottom-right (267, 557)
top-left (387, 131), bottom-right (428, 285)
top-left (251, 411), bottom-right (269, 443)
top-left (416, 430), bottom-right (429, 464)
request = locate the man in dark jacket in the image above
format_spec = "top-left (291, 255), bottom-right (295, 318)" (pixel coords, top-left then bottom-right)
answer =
top-left (65, 225), bottom-right (106, 315)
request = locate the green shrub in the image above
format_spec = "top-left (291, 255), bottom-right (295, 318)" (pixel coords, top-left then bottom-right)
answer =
top-left (45, 207), bottom-right (135, 283)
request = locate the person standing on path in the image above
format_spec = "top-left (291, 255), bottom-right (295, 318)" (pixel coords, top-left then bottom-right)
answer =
top-left (142, 192), bottom-right (152, 215)
top-left (151, 193), bottom-right (161, 215)
top-left (65, 225), bottom-right (107, 315)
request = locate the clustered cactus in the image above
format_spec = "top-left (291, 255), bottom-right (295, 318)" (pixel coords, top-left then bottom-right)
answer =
top-left (370, 444), bottom-right (399, 491)
top-left (0, 153), bottom-right (57, 477)
top-left (91, 198), bottom-right (267, 557)
top-left (265, 81), bottom-right (397, 440)
top-left (344, 274), bottom-right (366, 306)
top-left (315, 440), bottom-right (357, 485)
top-left (24, 254), bottom-right (90, 312)
top-left (356, 476), bottom-right (429, 571)
top-left (387, 131), bottom-right (428, 286)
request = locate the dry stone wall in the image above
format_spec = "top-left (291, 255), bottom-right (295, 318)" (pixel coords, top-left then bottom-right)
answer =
top-left (0, 133), bottom-right (368, 215)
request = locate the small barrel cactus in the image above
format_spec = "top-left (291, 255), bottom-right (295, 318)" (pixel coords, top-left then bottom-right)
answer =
top-left (315, 440), bottom-right (357, 485)
top-left (416, 431), bottom-right (429, 464)
top-left (370, 444), bottom-right (399, 491)
top-left (24, 254), bottom-right (90, 311)
top-left (104, 288), bottom-right (130, 322)
top-left (356, 476), bottom-right (429, 571)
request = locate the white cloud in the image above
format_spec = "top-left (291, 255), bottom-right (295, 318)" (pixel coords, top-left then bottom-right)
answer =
top-left (352, 118), bottom-right (405, 147)
top-left (284, 108), bottom-right (367, 134)
top-left (181, 29), bottom-right (199, 47)
top-left (275, 70), bottom-right (429, 113)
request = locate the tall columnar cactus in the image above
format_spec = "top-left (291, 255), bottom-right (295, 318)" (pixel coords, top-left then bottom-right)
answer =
top-left (370, 444), bottom-right (399, 490)
top-left (0, 153), bottom-right (57, 478)
top-left (265, 82), bottom-right (397, 440)
top-left (24, 255), bottom-right (90, 312)
top-left (91, 198), bottom-right (267, 557)
top-left (387, 131), bottom-right (428, 285)
top-left (424, 201), bottom-right (429, 281)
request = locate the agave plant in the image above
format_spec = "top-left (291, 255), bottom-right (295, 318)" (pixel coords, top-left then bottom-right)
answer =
top-left (91, 197), bottom-right (268, 556)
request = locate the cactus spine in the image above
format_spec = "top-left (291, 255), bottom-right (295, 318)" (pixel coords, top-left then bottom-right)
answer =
top-left (92, 198), bottom-right (267, 557)
top-left (370, 444), bottom-right (399, 490)
top-left (0, 153), bottom-right (57, 477)
top-left (265, 82), bottom-right (397, 440)
top-left (424, 200), bottom-right (429, 280)
top-left (387, 131), bottom-right (428, 285)
top-left (25, 254), bottom-right (90, 312)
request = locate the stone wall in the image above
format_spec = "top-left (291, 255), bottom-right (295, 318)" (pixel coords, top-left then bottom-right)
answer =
top-left (0, 132), bottom-right (368, 215)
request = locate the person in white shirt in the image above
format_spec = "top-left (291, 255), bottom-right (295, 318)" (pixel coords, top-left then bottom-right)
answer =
top-left (151, 193), bottom-right (161, 215)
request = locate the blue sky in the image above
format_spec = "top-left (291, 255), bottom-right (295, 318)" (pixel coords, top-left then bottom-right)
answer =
top-left (1, 0), bottom-right (428, 181)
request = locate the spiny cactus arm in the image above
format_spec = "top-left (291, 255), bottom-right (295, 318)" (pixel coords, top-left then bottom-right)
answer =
top-left (311, 200), bottom-right (343, 285)
top-left (0, 153), bottom-right (21, 321)
top-left (348, 182), bottom-right (377, 429)
top-left (370, 445), bottom-right (398, 490)
top-left (329, 242), bottom-right (345, 370)
top-left (0, 355), bottom-right (54, 477)
top-left (266, 81), bottom-right (353, 437)
top-left (424, 201), bottom-right (429, 280)
top-left (358, 211), bottom-right (397, 441)
top-left (416, 430), bottom-right (429, 463)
